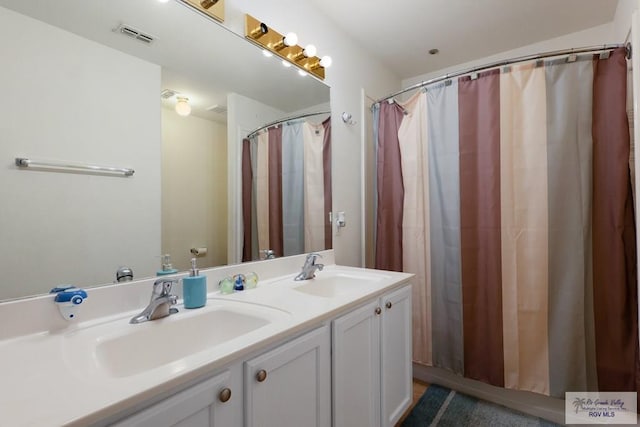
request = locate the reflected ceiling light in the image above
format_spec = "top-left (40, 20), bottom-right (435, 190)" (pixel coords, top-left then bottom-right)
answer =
top-left (157, 0), bottom-right (170, 3)
top-left (175, 97), bottom-right (191, 116)
top-left (262, 49), bottom-right (273, 58)
top-left (281, 60), bottom-right (292, 68)
top-left (298, 70), bottom-right (308, 77)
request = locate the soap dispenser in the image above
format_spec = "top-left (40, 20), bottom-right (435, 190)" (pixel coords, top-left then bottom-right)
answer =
top-left (157, 254), bottom-right (178, 276)
top-left (183, 258), bottom-right (207, 309)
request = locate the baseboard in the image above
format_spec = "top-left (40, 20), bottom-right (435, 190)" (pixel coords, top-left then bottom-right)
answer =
top-left (413, 363), bottom-right (566, 425)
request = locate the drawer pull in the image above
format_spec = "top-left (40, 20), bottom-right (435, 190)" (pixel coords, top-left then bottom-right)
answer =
top-left (256, 369), bottom-right (268, 382)
top-left (386, 301), bottom-right (393, 309)
top-left (219, 388), bottom-right (232, 403)
top-left (375, 307), bottom-right (382, 316)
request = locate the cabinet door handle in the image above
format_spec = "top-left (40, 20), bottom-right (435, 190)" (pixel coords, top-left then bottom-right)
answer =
top-left (219, 388), bottom-right (232, 403)
top-left (375, 307), bottom-right (382, 316)
top-left (256, 369), bottom-right (268, 382)
top-left (385, 301), bottom-right (393, 309)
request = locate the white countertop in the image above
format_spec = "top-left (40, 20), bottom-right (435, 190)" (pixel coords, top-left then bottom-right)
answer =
top-left (0, 257), bottom-right (412, 427)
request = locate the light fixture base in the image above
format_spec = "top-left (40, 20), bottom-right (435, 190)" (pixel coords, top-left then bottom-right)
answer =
top-left (178, 0), bottom-right (224, 23)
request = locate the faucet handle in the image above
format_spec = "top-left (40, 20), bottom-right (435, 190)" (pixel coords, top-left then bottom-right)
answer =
top-left (307, 252), bottom-right (322, 261)
top-left (152, 278), bottom-right (178, 298)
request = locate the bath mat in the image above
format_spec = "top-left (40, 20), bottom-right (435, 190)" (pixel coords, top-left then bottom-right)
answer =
top-left (401, 384), bottom-right (561, 427)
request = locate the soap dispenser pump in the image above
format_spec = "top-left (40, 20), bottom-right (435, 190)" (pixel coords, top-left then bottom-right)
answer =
top-left (157, 254), bottom-right (178, 276)
top-left (182, 258), bottom-right (207, 309)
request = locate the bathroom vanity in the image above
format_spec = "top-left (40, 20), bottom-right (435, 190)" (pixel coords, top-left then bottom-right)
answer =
top-left (0, 251), bottom-right (412, 427)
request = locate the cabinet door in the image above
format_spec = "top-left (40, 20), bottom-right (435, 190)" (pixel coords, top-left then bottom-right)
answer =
top-left (332, 300), bottom-right (381, 427)
top-left (380, 285), bottom-right (412, 427)
top-left (112, 365), bottom-right (241, 427)
top-left (244, 325), bottom-right (331, 427)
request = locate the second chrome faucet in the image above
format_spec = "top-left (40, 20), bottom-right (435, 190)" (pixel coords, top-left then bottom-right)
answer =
top-left (295, 253), bottom-right (324, 281)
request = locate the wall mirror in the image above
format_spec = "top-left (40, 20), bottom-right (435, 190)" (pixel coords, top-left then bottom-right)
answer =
top-left (0, 0), bottom-right (330, 301)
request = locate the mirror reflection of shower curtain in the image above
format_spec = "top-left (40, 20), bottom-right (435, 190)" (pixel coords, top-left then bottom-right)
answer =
top-left (242, 117), bottom-right (332, 261)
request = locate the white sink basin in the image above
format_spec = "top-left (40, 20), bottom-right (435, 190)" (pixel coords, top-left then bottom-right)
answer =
top-left (64, 301), bottom-right (290, 377)
top-left (292, 271), bottom-right (390, 298)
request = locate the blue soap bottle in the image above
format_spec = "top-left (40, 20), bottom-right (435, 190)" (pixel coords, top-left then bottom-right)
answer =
top-left (157, 254), bottom-right (178, 276)
top-left (183, 258), bottom-right (207, 309)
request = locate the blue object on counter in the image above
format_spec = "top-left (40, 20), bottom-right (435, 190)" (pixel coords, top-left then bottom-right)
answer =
top-left (50, 286), bottom-right (88, 320)
top-left (183, 258), bottom-right (207, 309)
top-left (233, 274), bottom-right (245, 291)
top-left (50, 286), bottom-right (88, 304)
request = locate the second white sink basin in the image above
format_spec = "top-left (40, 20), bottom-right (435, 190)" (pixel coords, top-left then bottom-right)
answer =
top-left (65, 301), bottom-right (290, 378)
top-left (292, 271), bottom-right (390, 298)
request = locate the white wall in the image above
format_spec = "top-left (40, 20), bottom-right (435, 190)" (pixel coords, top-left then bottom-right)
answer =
top-left (162, 107), bottom-right (228, 271)
top-left (612, 0), bottom-right (639, 42)
top-left (223, 0), bottom-right (402, 267)
top-left (403, 23), bottom-right (618, 88)
top-left (227, 92), bottom-right (286, 263)
top-left (0, 7), bottom-right (161, 299)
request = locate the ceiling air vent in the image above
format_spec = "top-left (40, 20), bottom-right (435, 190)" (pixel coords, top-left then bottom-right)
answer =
top-left (206, 105), bottom-right (227, 115)
top-left (160, 89), bottom-right (178, 99)
top-left (114, 24), bottom-right (155, 45)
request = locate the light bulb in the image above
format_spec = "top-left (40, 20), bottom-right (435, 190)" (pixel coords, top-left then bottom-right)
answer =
top-left (175, 97), bottom-right (191, 116)
top-left (281, 60), bottom-right (292, 68)
top-left (319, 55), bottom-right (332, 68)
top-left (303, 44), bottom-right (317, 57)
top-left (298, 70), bottom-right (308, 77)
top-left (157, 0), bottom-right (170, 3)
top-left (283, 32), bottom-right (298, 47)
top-left (262, 50), bottom-right (273, 58)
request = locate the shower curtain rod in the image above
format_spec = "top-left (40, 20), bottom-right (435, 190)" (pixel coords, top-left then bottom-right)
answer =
top-left (372, 43), bottom-right (631, 107)
top-left (246, 110), bottom-right (331, 139)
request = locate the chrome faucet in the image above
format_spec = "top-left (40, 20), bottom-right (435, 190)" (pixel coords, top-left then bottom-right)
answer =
top-left (130, 278), bottom-right (179, 324)
top-left (115, 266), bottom-right (133, 283)
top-left (261, 249), bottom-right (276, 260)
top-left (295, 253), bottom-right (324, 281)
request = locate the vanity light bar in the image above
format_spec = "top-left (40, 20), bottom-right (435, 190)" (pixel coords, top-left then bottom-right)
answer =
top-left (177, 0), bottom-right (225, 23)
top-left (244, 14), bottom-right (326, 80)
top-left (15, 157), bottom-right (135, 177)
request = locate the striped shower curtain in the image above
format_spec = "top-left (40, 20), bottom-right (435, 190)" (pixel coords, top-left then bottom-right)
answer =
top-left (374, 48), bottom-right (638, 398)
top-left (242, 117), bottom-right (332, 261)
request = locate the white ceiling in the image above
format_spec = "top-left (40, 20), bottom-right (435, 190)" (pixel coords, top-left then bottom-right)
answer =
top-left (1, 0), bottom-right (620, 116)
top-left (309, 0), bottom-right (619, 79)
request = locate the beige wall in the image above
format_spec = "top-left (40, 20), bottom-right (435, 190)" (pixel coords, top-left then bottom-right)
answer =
top-left (162, 107), bottom-right (228, 271)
